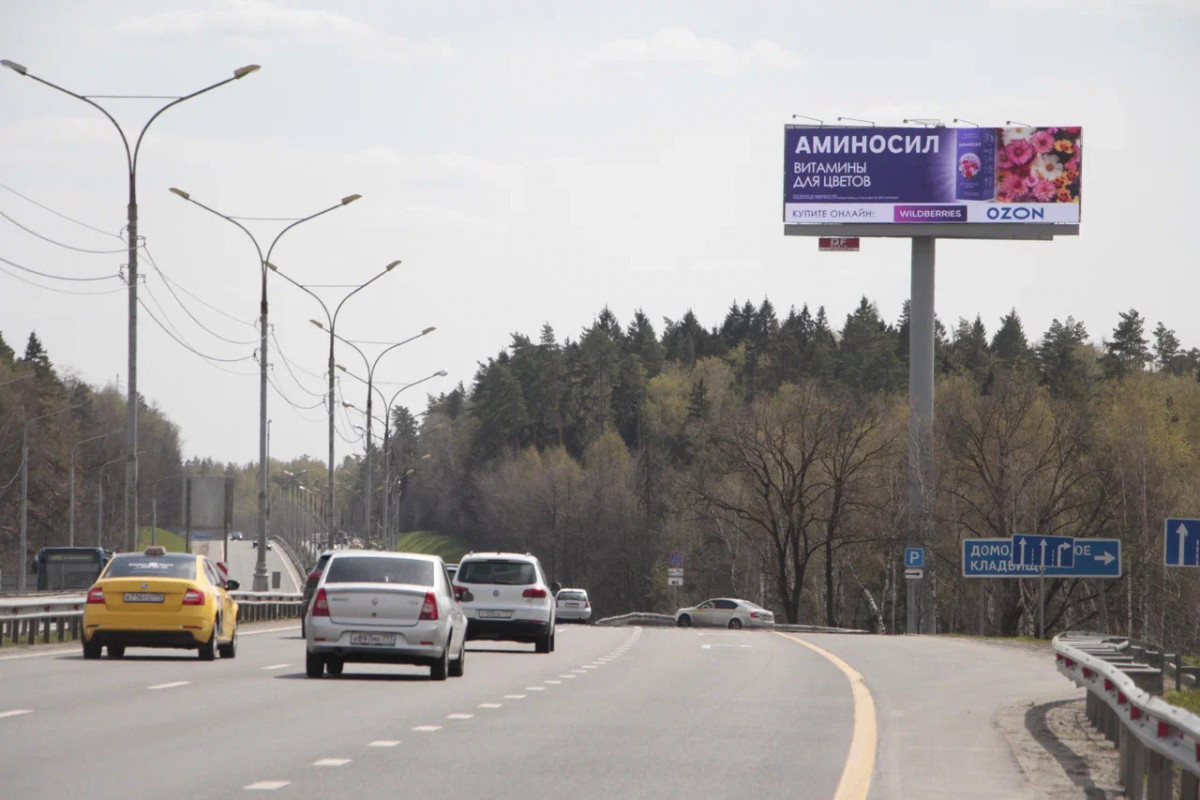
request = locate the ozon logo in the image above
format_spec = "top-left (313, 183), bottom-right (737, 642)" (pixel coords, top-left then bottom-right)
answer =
top-left (987, 206), bottom-right (1046, 221)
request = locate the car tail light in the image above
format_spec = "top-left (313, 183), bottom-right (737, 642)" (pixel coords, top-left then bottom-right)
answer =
top-left (750, 612), bottom-right (760, 619)
top-left (453, 584), bottom-right (468, 597)
top-left (523, 587), bottom-right (547, 599)
top-left (419, 591), bottom-right (438, 621)
top-left (86, 587), bottom-right (104, 604)
top-left (311, 588), bottom-right (329, 617)
top-left (182, 588), bottom-right (206, 606)
top-left (307, 570), bottom-right (321, 582)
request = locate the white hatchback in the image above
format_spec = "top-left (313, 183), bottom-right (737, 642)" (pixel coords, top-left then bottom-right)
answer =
top-left (555, 588), bottom-right (592, 623)
top-left (454, 552), bottom-right (558, 653)
top-left (305, 551), bottom-right (467, 680)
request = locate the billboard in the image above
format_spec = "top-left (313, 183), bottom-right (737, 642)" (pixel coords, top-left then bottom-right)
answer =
top-left (783, 126), bottom-right (1081, 225)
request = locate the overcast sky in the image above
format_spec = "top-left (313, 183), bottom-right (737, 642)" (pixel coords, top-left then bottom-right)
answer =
top-left (1, 0), bottom-right (1197, 465)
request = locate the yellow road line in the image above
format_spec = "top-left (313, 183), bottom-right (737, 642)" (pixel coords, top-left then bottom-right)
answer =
top-left (776, 632), bottom-right (876, 800)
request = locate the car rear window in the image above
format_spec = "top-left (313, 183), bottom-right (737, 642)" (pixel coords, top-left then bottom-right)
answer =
top-left (324, 556), bottom-right (434, 586)
top-left (104, 554), bottom-right (196, 580)
top-left (558, 590), bottom-right (587, 601)
top-left (457, 560), bottom-right (537, 585)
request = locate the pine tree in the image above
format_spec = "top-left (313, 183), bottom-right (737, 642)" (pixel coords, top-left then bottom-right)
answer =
top-left (836, 298), bottom-right (903, 395)
top-left (1102, 308), bottom-right (1151, 378)
top-left (1152, 322), bottom-right (1183, 376)
top-left (1037, 317), bottom-right (1093, 398)
top-left (22, 331), bottom-right (55, 378)
top-left (991, 309), bottom-right (1032, 373)
top-left (624, 311), bottom-right (664, 379)
top-left (0, 330), bottom-right (15, 366)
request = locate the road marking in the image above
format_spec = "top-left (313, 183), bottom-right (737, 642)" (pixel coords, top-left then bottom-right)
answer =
top-left (0, 709), bottom-right (33, 719)
top-left (504, 694), bottom-right (527, 699)
top-left (701, 644), bottom-right (753, 649)
top-left (479, 703), bottom-right (502, 709)
top-left (582, 664), bottom-right (598, 668)
top-left (261, 663), bottom-right (290, 670)
top-left (368, 740), bottom-right (400, 747)
top-left (544, 679), bottom-right (562, 684)
top-left (0, 649), bottom-right (74, 662)
top-left (148, 681), bottom-right (191, 690)
top-left (241, 626), bottom-right (299, 636)
top-left (245, 781), bottom-right (290, 791)
top-left (559, 674), bottom-right (577, 679)
top-left (776, 632), bottom-right (876, 800)
top-left (412, 725), bottom-right (442, 732)
top-left (525, 686), bottom-right (545, 691)
top-left (447, 713), bottom-right (473, 720)
top-left (312, 758), bottom-right (351, 767)
top-left (571, 668), bottom-right (587, 673)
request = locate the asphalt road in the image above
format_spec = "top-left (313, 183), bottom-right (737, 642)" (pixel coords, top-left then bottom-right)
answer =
top-left (0, 625), bottom-right (1073, 799)
top-left (206, 539), bottom-right (302, 593)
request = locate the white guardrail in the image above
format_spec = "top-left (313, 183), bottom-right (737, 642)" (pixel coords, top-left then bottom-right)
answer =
top-left (0, 591), bottom-right (303, 647)
top-left (594, 612), bottom-right (869, 634)
top-left (1054, 631), bottom-right (1200, 799)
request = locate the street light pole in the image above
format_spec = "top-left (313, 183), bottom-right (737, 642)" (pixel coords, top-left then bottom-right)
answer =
top-left (69, 428), bottom-right (122, 547)
top-left (267, 261), bottom-right (399, 549)
top-left (97, 454), bottom-right (130, 549)
top-left (1, 59), bottom-right (260, 556)
top-left (169, 189), bottom-right (359, 590)
top-left (19, 404), bottom-right (82, 591)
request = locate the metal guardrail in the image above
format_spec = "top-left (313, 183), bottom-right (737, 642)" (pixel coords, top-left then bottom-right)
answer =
top-left (594, 612), bottom-right (870, 634)
top-left (0, 590), bottom-right (303, 647)
top-left (1054, 631), bottom-right (1200, 799)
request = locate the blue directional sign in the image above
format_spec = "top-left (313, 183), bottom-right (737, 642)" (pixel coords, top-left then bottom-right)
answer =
top-left (1164, 518), bottom-right (1200, 567)
top-left (905, 547), bottom-right (925, 568)
top-left (1011, 534), bottom-right (1074, 568)
top-left (963, 538), bottom-right (1121, 578)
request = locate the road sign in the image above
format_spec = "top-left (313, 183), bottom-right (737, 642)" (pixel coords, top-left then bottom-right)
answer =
top-left (668, 576), bottom-right (684, 587)
top-left (904, 547), bottom-right (925, 568)
top-left (818, 237), bottom-right (860, 252)
top-left (667, 568), bottom-right (683, 578)
top-left (668, 551), bottom-right (684, 568)
top-left (1011, 534), bottom-right (1074, 568)
top-left (1165, 518), bottom-right (1200, 567)
top-left (963, 538), bottom-right (1121, 578)
top-left (905, 568), bottom-right (923, 580)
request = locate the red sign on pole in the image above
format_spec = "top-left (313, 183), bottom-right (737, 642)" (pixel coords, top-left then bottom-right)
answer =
top-left (818, 237), bottom-right (860, 252)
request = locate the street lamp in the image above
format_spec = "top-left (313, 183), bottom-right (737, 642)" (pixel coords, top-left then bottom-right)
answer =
top-left (267, 260), bottom-right (399, 549)
top-left (19, 404), bottom-right (82, 590)
top-left (69, 428), bottom-right (122, 547)
top-left (329, 327), bottom-right (436, 541)
top-left (97, 453), bottom-right (135, 550)
top-left (2, 59), bottom-right (260, 554)
top-left (170, 189), bottom-right (359, 590)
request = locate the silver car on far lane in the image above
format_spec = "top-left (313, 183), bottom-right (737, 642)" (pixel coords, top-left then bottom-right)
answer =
top-left (674, 598), bottom-right (775, 629)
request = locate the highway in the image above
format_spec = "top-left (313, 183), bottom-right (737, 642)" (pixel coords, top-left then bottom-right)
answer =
top-left (199, 539), bottom-right (303, 593)
top-left (0, 625), bottom-right (1073, 798)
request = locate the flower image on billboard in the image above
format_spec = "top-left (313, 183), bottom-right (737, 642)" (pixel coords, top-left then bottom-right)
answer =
top-left (783, 125), bottom-right (1082, 225)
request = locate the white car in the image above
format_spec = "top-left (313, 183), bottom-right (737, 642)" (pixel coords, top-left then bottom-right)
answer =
top-left (453, 552), bottom-right (558, 653)
top-left (675, 598), bottom-right (775, 629)
top-left (305, 551), bottom-right (467, 680)
top-left (555, 588), bottom-right (592, 623)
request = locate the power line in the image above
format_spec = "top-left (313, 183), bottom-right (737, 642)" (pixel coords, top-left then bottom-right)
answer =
top-left (140, 245), bottom-right (260, 345)
top-left (136, 297), bottom-right (257, 366)
top-left (0, 209), bottom-right (128, 254)
top-left (0, 261), bottom-right (127, 295)
top-left (269, 330), bottom-right (326, 396)
top-left (145, 248), bottom-right (259, 331)
top-left (0, 254), bottom-right (123, 282)
top-left (0, 181), bottom-right (123, 240)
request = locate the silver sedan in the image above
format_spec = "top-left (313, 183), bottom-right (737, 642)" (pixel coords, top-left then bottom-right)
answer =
top-left (674, 598), bottom-right (775, 629)
top-left (305, 551), bottom-right (467, 680)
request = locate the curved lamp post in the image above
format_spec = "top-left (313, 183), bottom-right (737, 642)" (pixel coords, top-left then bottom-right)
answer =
top-left (2, 59), bottom-right (259, 554)
top-left (169, 189), bottom-right (359, 590)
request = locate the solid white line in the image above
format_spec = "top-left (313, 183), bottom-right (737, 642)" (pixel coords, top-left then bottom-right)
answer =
top-left (260, 663), bottom-right (290, 670)
top-left (447, 713), bottom-right (473, 720)
top-left (148, 681), bottom-right (191, 690)
top-left (312, 758), bottom-right (351, 767)
top-left (0, 709), bottom-right (33, 719)
top-left (245, 781), bottom-right (290, 790)
top-left (479, 703), bottom-right (503, 709)
top-left (503, 694), bottom-right (527, 699)
top-left (412, 725), bottom-right (442, 732)
top-left (240, 626), bottom-right (299, 636)
top-left (0, 648), bottom-right (75, 662)
top-left (368, 740), bottom-right (400, 747)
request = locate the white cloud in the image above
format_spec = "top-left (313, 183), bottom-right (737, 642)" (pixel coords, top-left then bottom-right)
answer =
top-left (588, 27), bottom-right (799, 75)
top-left (112, 0), bottom-right (458, 64)
top-left (993, 0), bottom-right (1199, 15)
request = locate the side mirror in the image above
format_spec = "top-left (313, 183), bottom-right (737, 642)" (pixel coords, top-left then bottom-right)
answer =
top-left (550, 582), bottom-right (562, 595)
top-left (226, 579), bottom-right (240, 591)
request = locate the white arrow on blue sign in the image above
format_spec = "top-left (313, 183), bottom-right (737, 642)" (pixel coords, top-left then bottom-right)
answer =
top-left (1011, 534), bottom-right (1074, 568)
top-left (904, 547), bottom-right (925, 568)
top-left (963, 539), bottom-right (1120, 578)
top-left (1164, 518), bottom-right (1200, 568)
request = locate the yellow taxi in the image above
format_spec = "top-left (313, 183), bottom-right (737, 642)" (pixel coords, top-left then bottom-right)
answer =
top-left (82, 546), bottom-right (239, 660)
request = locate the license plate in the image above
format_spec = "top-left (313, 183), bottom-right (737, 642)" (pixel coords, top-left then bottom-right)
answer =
top-left (477, 609), bottom-right (512, 619)
top-left (349, 633), bottom-right (396, 647)
top-left (123, 593), bottom-right (164, 603)
top-left (564, 602), bottom-right (581, 608)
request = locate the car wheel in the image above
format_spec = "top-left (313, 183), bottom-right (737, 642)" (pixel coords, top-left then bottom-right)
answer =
top-left (449, 639), bottom-right (465, 678)
top-left (326, 658), bottom-right (344, 677)
top-left (728, 618), bottom-right (743, 630)
top-left (82, 639), bottom-right (102, 660)
top-left (677, 615), bottom-right (692, 628)
top-left (550, 630), bottom-right (556, 652)
top-left (535, 631), bottom-right (552, 654)
top-left (430, 646), bottom-right (449, 681)
top-left (107, 644), bottom-right (125, 658)
top-left (300, 617), bottom-right (306, 638)
top-left (218, 625), bottom-right (238, 659)
top-left (198, 630), bottom-right (216, 661)
top-left (305, 651), bottom-right (324, 678)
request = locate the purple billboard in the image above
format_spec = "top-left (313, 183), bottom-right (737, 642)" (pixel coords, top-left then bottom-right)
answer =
top-left (783, 126), bottom-right (1082, 225)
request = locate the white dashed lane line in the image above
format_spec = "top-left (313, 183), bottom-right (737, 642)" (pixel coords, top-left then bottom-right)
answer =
top-left (447, 713), bottom-right (473, 720)
top-left (559, 674), bottom-right (577, 679)
top-left (260, 664), bottom-right (290, 670)
top-left (504, 694), bottom-right (527, 699)
top-left (0, 709), bottom-right (33, 719)
top-left (544, 679), bottom-right (562, 684)
top-left (245, 781), bottom-right (289, 791)
top-left (369, 740), bottom-right (400, 747)
top-left (148, 681), bottom-right (191, 690)
top-left (524, 686), bottom-right (545, 691)
top-left (412, 725), bottom-right (442, 732)
top-left (312, 758), bottom-right (352, 767)
top-left (479, 703), bottom-right (502, 709)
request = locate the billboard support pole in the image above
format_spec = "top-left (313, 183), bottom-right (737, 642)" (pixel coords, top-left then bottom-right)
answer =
top-left (907, 236), bottom-right (937, 634)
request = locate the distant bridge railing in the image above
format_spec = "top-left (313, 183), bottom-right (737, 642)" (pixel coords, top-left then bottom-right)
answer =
top-left (1054, 631), bottom-right (1200, 799)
